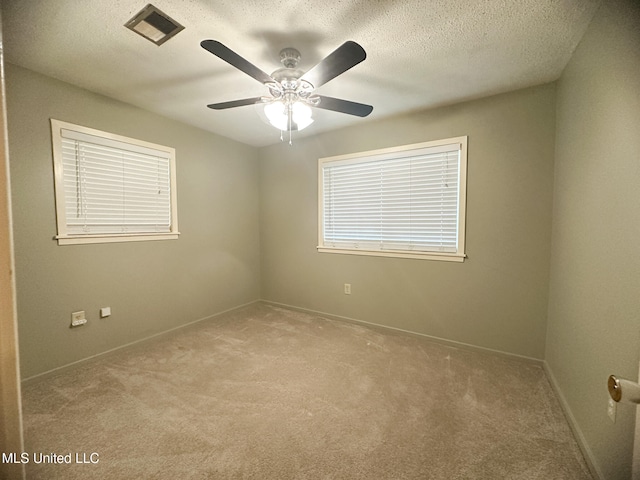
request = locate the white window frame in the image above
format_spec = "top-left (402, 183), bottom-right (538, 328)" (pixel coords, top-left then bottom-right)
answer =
top-left (318, 136), bottom-right (467, 262)
top-left (51, 119), bottom-right (179, 245)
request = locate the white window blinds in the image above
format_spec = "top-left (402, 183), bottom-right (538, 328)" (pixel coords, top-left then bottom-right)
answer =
top-left (319, 137), bottom-right (467, 261)
top-left (51, 119), bottom-right (179, 244)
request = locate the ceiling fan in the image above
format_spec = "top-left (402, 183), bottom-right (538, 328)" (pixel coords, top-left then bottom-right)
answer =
top-left (200, 40), bottom-right (373, 142)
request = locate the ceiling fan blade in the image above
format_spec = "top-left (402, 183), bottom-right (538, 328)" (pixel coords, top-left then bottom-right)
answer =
top-left (314, 95), bottom-right (373, 117)
top-left (300, 41), bottom-right (366, 89)
top-left (201, 40), bottom-right (275, 85)
top-left (207, 97), bottom-right (263, 110)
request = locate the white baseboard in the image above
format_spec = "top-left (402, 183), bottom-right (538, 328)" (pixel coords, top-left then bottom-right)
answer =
top-left (260, 299), bottom-right (543, 365)
top-left (543, 361), bottom-right (604, 480)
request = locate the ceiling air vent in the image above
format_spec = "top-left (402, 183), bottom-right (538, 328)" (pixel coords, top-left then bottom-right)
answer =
top-left (125, 4), bottom-right (184, 46)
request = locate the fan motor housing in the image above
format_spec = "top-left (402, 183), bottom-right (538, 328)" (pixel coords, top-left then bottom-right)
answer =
top-left (271, 67), bottom-right (304, 83)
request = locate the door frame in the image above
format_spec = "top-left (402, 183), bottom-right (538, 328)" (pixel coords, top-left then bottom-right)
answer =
top-left (634, 361), bottom-right (640, 479)
top-left (0, 9), bottom-right (26, 480)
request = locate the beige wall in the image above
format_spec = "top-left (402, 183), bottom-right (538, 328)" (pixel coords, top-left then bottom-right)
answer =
top-left (6, 64), bottom-right (261, 379)
top-left (259, 83), bottom-right (556, 360)
top-left (545, 1), bottom-right (640, 478)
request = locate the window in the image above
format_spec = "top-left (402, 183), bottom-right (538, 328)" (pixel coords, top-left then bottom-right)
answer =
top-left (51, 119), bottom-right (179, 245)
top-left (318, 136), bottom-right (467, 262)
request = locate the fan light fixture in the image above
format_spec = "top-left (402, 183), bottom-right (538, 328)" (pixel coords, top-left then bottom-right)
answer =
top-left (264, 100), bottom-right (314, 132)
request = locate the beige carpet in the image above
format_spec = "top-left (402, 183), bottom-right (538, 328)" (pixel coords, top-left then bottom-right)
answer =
top-left (21, 303), bottom-right (593, 479)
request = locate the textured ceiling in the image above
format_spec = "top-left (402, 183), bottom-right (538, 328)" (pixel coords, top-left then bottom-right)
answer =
top-left (1, 0), bottom-right (600, 147)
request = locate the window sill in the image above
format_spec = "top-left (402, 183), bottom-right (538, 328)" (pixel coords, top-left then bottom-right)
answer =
top-left (317, 246), bottom-right (466, 262)
top-left (56, 233), bottom-right (180, 245)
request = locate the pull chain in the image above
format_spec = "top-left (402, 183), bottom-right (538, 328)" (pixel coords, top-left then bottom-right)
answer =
top-left (277, 107), bottom-right (295, 146)
top-left (288, 107), bottom-right (293, 146)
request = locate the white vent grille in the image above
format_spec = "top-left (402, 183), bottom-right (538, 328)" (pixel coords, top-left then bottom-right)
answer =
top-left (125, 4), bottom-right (184, 46)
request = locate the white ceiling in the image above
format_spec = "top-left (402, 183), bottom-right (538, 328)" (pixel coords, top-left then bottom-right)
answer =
top-left (1, 0), bottom-right (600, 147)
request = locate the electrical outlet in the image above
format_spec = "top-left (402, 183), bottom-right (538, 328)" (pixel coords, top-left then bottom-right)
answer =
top-left (70, 311), bottom-right (87, 328)
top-left (607, 397), bottom-right (616, 423)
top-left (100, 307), bottom-right (111, 318)
top-left (344, 283), bottom-right (351, 295)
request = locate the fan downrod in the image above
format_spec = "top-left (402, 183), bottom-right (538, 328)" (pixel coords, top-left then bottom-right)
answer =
top-left (279, 48), bottom-right (301, 68)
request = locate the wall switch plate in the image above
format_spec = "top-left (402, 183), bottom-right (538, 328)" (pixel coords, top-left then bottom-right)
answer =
top-left (607, 397), bottom-right (616, 423)
top-left (100, 307), bottom-right (111, 318)
top-left (70, 311), bottom-right (87, 328)
top-left (344, 283), bottom-right (351, 295)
